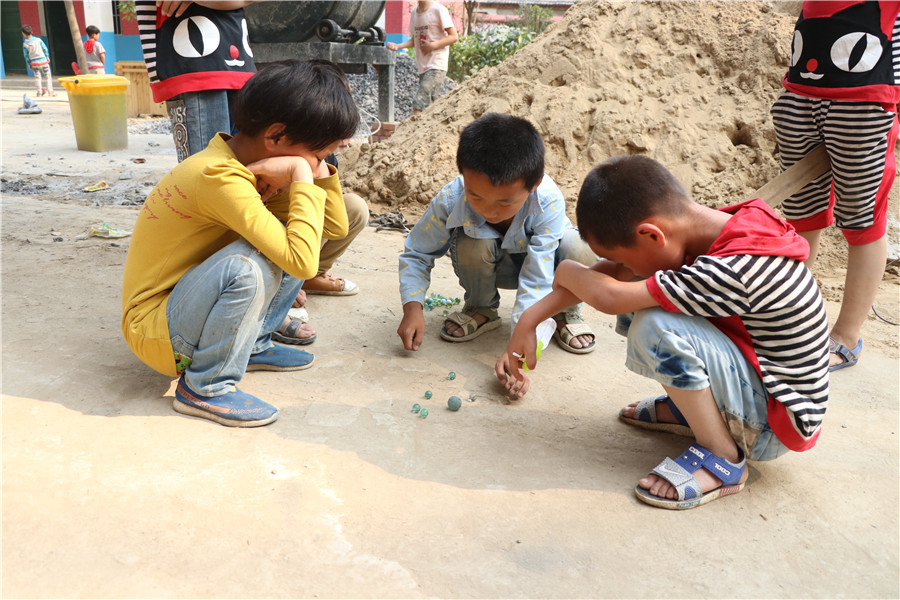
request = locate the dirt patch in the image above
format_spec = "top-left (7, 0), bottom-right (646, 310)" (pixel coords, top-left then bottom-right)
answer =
top-left (342, 0), bottom-right (900, 298)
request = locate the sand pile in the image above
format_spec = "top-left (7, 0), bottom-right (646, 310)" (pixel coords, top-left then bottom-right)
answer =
top-left (341, 0), bottom-right (803, 215)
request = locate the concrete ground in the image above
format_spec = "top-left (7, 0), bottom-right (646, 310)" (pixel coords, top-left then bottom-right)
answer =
top-left (1, 78), bottom-right (898, 599)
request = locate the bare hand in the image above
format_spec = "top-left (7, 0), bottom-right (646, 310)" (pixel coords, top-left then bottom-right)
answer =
top-left (292, 289), bottom-right (307, 308)
top-left (385, 42), bottom-right (398, 51)
top-left (397, 303), bottom-right (425, 351)
top-left (157, 1), bottom-right (193, 17)
top-left (246, 156), bottom-right (314, 202)
top-left (495, 353), bottom-right (530, 398)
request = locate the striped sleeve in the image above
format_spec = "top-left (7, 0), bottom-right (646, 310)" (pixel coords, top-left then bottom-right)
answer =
top-left (654, 254), bottom-right (829, 442)
top-left (135, 1), bottom-right (159, 84)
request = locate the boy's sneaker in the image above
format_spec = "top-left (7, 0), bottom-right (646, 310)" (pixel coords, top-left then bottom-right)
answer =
top-left (173, 375), bottom-right (278, 427)
top-left (246, 344), bottom-right (314, 372)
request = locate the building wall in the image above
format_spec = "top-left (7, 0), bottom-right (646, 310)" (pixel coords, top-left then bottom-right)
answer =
top-left (1, 0), bottom-right (143, 78)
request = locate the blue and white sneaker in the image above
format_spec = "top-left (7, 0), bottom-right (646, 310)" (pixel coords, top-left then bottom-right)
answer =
top-left (173, 375), bottom-right (279, 427)
top-left (246, 344), bottom-right (315, 372)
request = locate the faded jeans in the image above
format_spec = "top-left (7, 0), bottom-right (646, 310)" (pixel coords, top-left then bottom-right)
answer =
top-left (166, 89), bottom-right (237, 162)
top-left (617, 308), bottom-right (790, 461)
top-left (166, 239), bottom-right (304, 396)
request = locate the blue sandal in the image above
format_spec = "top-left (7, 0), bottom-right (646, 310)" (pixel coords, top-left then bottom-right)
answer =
top-left (829, 337), bottom-right (862, 371)
top-left (619, 395), bottom-right (693, 437)
top-left (635, 443), bottom-right (747, 510)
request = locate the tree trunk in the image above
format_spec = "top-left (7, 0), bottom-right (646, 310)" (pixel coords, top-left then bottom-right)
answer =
top-left (63, 0), bottom-right (88, 75)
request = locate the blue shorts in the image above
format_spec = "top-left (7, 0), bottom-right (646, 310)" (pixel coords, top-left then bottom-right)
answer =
top-left (617, 308), bottom-right (790, 461)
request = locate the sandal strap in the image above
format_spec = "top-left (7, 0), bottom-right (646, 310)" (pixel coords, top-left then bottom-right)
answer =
top-left (651, 444), bottom-right (745, 502)
top-left (650, 457), bottom-right (703, 501)
top-left (829, 337), bottom-right (862, 363)
top-left (463, 306), bottom-right (499, 322)
top-left (444, 311), bottom-right (479, 335)
top-left (633, 395), bottom-right (689, 427)
top-left (281, 319), bottom-right (303, 337)
top-left (672, 444), bottom-right (746, 487)
top-left (559, 322), bottom-right (593, 339)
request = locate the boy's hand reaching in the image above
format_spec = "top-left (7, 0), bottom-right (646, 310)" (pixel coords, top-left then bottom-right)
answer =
top-left (495, 325), bottom-right (538, 398)
top-left (495, 352), bottom-right (530, 398)
top-left (398, 302), bottom-right (426, 351)
top-left (246, 156), bottom-right (315, 203)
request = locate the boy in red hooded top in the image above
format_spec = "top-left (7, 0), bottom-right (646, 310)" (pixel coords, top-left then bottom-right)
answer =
top-left (84, 25), bottom-right (106, 74)
top-left (500, 155), bottom-right (830, 510)
top-left (771, 0), bottom-right (900, 372)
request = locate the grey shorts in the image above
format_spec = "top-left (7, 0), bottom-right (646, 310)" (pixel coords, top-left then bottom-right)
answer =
top-left (413, 69), bottom-right (446, 111)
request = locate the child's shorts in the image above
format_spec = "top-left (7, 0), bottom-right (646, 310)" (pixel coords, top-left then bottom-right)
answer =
top-left (771, 91), bottom-right (898, 246)
top-left (617, 308), bottom-right (790, 462)
top-left (413, 69), bottom-right (446, 111)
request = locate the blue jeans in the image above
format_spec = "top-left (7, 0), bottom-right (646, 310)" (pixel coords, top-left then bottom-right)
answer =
top-left (617, 308), bottom-right (790, 461)
top-left (449, 227), bottom-right (595, 315)
top-left (166, 239), bottom-right (304, 396)
top-left (166, 89), bottom-right (238, 162)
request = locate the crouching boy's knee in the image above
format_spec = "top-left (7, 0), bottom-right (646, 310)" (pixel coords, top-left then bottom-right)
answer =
top-left (557, 227), bottom-right (598, 266)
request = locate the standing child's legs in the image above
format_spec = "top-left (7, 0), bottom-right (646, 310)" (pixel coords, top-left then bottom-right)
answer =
top-left (32, 66), bottom-right (43, 96)
top-left (43, 66), bottom-right (53, 95)
top-left (619, 308), bottom-right (789, 506)
top-left (801, 230), bottom-right (888, 369)
top-left (166, 89), bottom-right (237, 162)
top-left (773, 93), bottom-right (897, 370)
top-left (412, 69), bottom-right (446, 113)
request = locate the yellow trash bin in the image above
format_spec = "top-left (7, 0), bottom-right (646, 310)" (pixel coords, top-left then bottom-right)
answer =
top-left (59, 75), bottom-right (129, 152)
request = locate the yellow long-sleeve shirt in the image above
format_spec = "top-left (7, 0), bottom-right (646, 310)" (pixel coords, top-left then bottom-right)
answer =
top-left (121, 134), bottom-right (348, 376)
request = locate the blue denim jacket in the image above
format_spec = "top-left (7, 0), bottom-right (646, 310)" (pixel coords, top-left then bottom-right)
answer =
top-left (399, 174), bottom-right (571, 328)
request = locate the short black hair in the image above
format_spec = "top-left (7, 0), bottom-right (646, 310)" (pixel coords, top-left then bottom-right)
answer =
top-left (456, 113), bottom-right (544, 190)
top-left (232, 60), bottom-right (359, 151)
top-left (86, 25), bottom-right (100, 36)
top-left (576, 155), bottom-right (690, 248)
top-left (21, 25), bottom-right (33, 35)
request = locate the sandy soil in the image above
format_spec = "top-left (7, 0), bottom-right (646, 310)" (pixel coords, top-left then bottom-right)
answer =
top-left (2, 4), bottom-right (899, 597)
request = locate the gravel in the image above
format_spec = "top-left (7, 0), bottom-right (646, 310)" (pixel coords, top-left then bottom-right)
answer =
top-left (347, 53), bottom-right (457, 130)
top-left (125, 53), bottom-right (456, 139)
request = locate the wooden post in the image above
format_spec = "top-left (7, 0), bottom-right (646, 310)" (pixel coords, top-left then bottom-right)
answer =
top-left (753, 143), bottom-right (831, 208)
top-left (63, 0), bottom-right (88, 75)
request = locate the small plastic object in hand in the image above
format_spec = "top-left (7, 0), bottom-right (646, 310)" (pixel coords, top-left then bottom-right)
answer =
top-left (513, 317), bottom-right (556, 372)
top-left (420, 408), bottom-right (429, 418)
top-left (424, 390), bottom-right (432, 399)
top-left (447, 396), bottom-right (461, 411)
top-left (411, 403), bottom-right (421, 413)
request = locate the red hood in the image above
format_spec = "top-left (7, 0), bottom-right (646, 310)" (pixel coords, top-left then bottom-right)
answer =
top-left (707, 198), bottom-right (810, 262)
top-left (85, 39), bottom-right (95, 53)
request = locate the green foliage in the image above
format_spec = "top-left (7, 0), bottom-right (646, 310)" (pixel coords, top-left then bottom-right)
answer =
top-left (118, 0), bottom-right (136, 22)
top-left (448, 25), bottom-right (536, 82)
top-left (512, 3), bottom-right (553, 35)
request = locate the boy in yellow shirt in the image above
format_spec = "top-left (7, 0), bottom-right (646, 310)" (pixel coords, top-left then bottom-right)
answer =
top-left (122, 60), bottom-right (359, 427)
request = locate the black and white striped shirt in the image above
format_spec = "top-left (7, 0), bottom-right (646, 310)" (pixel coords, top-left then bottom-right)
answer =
top-left (649, 201), bottom-right (830, 451)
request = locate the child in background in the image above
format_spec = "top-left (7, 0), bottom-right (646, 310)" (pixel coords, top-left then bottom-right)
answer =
top-left (84, 25), bottom-right (106, 74)
top-left (122, 60), bottom-right (359, 427)
top-left (21, 25), bottom-right (54, 97)
top-left (503, 155), bottom-right (830, 509)
top-left (770, 0), bottom-right (900, 371)
top-left (385, 0), bottom-right (458, 113)
top-left (398, 113), bottom-right (596, 398)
